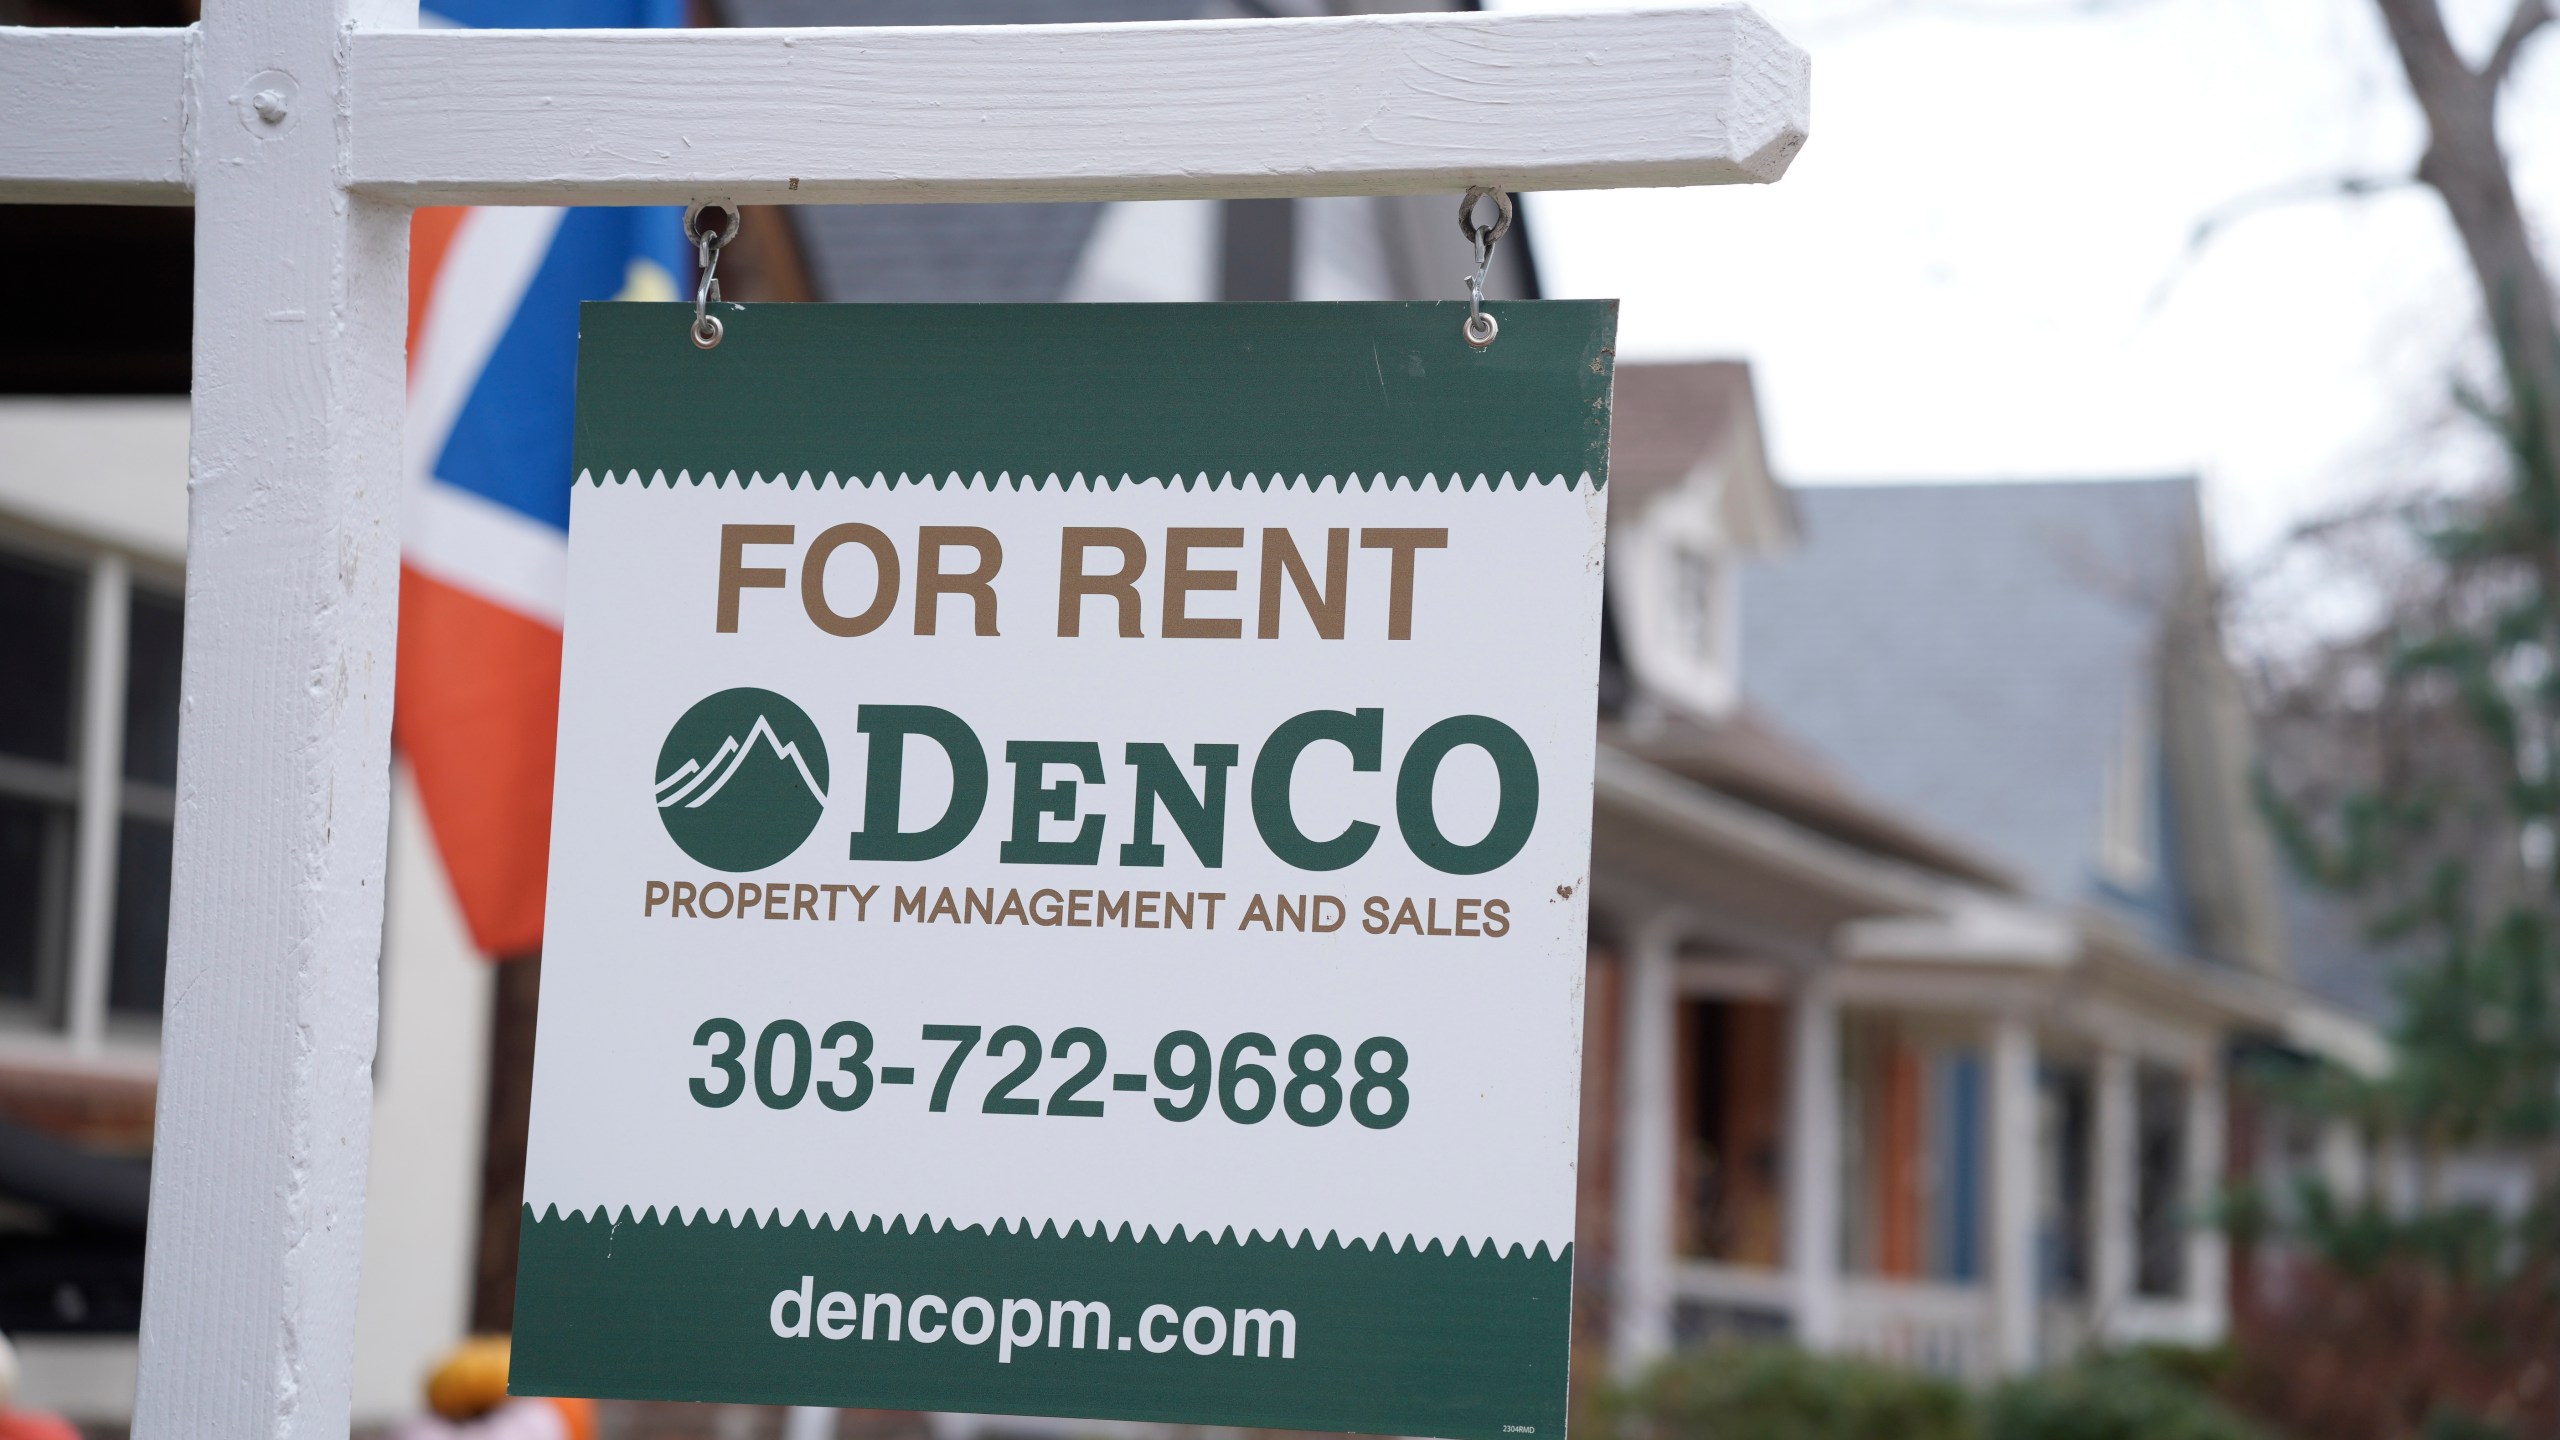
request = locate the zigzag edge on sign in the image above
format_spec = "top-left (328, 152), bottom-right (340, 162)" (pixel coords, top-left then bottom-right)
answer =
top-left (529, 1203), bottom-right (1566, 1264)
top-left (576, 468), bottom-right (1605, 494)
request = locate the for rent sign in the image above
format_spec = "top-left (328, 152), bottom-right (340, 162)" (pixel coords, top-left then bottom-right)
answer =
top-left (512, 301), bottom-right (1616, 1438)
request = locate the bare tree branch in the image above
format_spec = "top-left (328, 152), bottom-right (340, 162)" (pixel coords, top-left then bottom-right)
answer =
top-left (2484, 0), bottom-right (2552, 89)
top-left (2373, 0), bottom-right (2477, 98)
top-left (2147, 172), bottom-right (2417, 312)
top-left (2370, 0), bottom-right (2560, 523)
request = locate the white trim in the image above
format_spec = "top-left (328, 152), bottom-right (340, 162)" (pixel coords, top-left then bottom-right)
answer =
top-left (65, 553), bottom-right (132, 1052)
top-left (0, 399), bottom-right (193, 565)
top-left (2283, 997), bottom-right (2392, 1077)
top-left (1987, 1012), bottom-right (2037, 1373)
top-left (14, 1335), bottom-right (142, 1422)
top-left (2183, 1059), bottom-right (2228, 1341)
top-left (1612, 917), bottom-right (1681, 1374)
top-left (2090, 1046), bottom-right (2135, 1339)
top-left (1596, 746), bottom-right (1945, 915)
top-left (1786, 973), bottom-right (1842, 1348)
top-left (1676, 956), bottom-right (1789, 999)
top-left (1671, 1258), bottom-right (1799, 1310)
top-left (2069, 994), bottom-right (2217, 1073)
top-left (0, 1034), bottom-right (161, 1081)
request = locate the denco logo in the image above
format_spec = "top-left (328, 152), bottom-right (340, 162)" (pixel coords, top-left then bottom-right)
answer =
top-left (653, 688), bottom-right (831, 872)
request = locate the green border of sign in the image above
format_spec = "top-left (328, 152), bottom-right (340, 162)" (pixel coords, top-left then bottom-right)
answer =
top-left (515, 1208), bottom-right (1573, 1438)
top-left (573, 300), bottom-right (1616, 487)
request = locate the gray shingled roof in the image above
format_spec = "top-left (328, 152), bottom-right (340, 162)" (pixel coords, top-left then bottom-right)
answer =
top-left (1739, 480), bottom-right (2198, 918)
top-left (790, 204), bottom-right (1107, 303)
top-left (716, 0), bottom-right (1202, 303)
top-left (1738, 478), bottom-right (2407, 1020)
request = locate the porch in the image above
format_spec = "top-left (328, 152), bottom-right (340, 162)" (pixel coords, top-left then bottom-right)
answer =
top-left (1593, 913), bottom-right (2235, 1382)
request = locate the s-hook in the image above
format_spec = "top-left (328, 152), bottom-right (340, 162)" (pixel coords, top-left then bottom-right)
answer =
top-left (685, 201), bottom-right (741, 350)
top-left (1459, 186), bottom-right (1513, 350)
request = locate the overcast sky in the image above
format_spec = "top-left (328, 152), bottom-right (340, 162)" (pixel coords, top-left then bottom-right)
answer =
top-left (1494, 0), bottom-right (2560, 566)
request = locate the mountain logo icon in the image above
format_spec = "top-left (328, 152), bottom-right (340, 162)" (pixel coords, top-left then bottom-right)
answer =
top-left (653, 687), bottom-right (831, 872)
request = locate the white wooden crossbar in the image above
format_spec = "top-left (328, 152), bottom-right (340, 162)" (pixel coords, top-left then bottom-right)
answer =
top-left (1, 10), bottom-right (1809, 207)
top-left (347, 10), bottom-right (1808, 204)
top-left (0, 29), bottom-right (191, 203)
top-left (0, 5), bottom-right (1809, 1436)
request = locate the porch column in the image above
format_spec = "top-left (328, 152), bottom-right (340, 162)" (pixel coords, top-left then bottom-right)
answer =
top-left (1611, 917), bottom-right (1679, 1375)
top-left (2185, 1057), bottom-right (2228, 1341)
top-left (1988, 1013), bottom-right (2038, 1372)
top-left (1786, 970), bottom-right (1841, 1349)
top-left (2091, 1046), bottom-right (2136, 1338)
top-left (2317, 1115), bottom-right (2366, 1205)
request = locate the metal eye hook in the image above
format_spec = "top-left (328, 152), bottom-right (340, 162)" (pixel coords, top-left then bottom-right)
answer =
top-left (683, 201), bottom-right (741, 350)
top-left (1458, 185), bottom-right (1512, 256)
top-left (1458, 186), bottom-right (1512, 350)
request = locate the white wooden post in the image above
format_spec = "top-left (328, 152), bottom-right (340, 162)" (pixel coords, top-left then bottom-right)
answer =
top-left (0, 9), bottom-right (1809, 1433)
top-left (1987, 1012), bottom-right (2038, 1372)
top-left (1613, 916), bottom-right (1680, 1375)
top-left (2091, 1045), bottom-right (2136, 1338)
top-left (1786, 970), bottom-right (1841, 1349)
top-left (132, 1), bottom-right (416, 1433)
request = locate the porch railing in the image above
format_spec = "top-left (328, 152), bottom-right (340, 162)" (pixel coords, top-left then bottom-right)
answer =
top-left (1835, 1278), bottom-right (1997, 1380)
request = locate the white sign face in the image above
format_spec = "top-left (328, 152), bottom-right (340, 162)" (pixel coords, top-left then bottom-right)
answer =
top-left (513, 301), bottom-right (1616, 1439)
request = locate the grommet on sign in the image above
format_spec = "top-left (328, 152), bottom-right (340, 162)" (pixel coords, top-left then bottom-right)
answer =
top-left (1458, 186), bottom-right (1512, 350)
top-left (684, 200), bottom-right (740, 350)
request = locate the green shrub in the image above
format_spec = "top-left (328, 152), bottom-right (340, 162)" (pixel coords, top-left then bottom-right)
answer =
top-left (2420, 1409), bottom-right (2516, 1440)
top-left (1602, 1343), bottom-right (1973, 1440)
top-left (1596, 1343), bottom-right (2271, 1440)
top-left (1983, 1354), bottom-right (2266, 1440)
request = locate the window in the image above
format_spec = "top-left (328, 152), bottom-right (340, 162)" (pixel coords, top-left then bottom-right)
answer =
top-left (1615, 521), bottom-right (1739, 719)
top-left (110, 587), bottom-right (180, 1023)
top-left (1671, 544), bottom-right (1721, 663)
top-left (0, 553), bottom-right (82, 1021)
top-left (0, 542), bottom-right (181, 1045)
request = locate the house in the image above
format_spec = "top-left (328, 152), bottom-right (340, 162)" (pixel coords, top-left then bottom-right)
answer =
top-left (0, 0), bottom-right (1536, 1424)
top-left (1579, 437), bottom-right (2389, 1381)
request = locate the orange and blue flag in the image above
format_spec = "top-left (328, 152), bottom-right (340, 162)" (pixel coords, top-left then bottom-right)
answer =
top-left (400, 0), bottom-right (689, 958)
